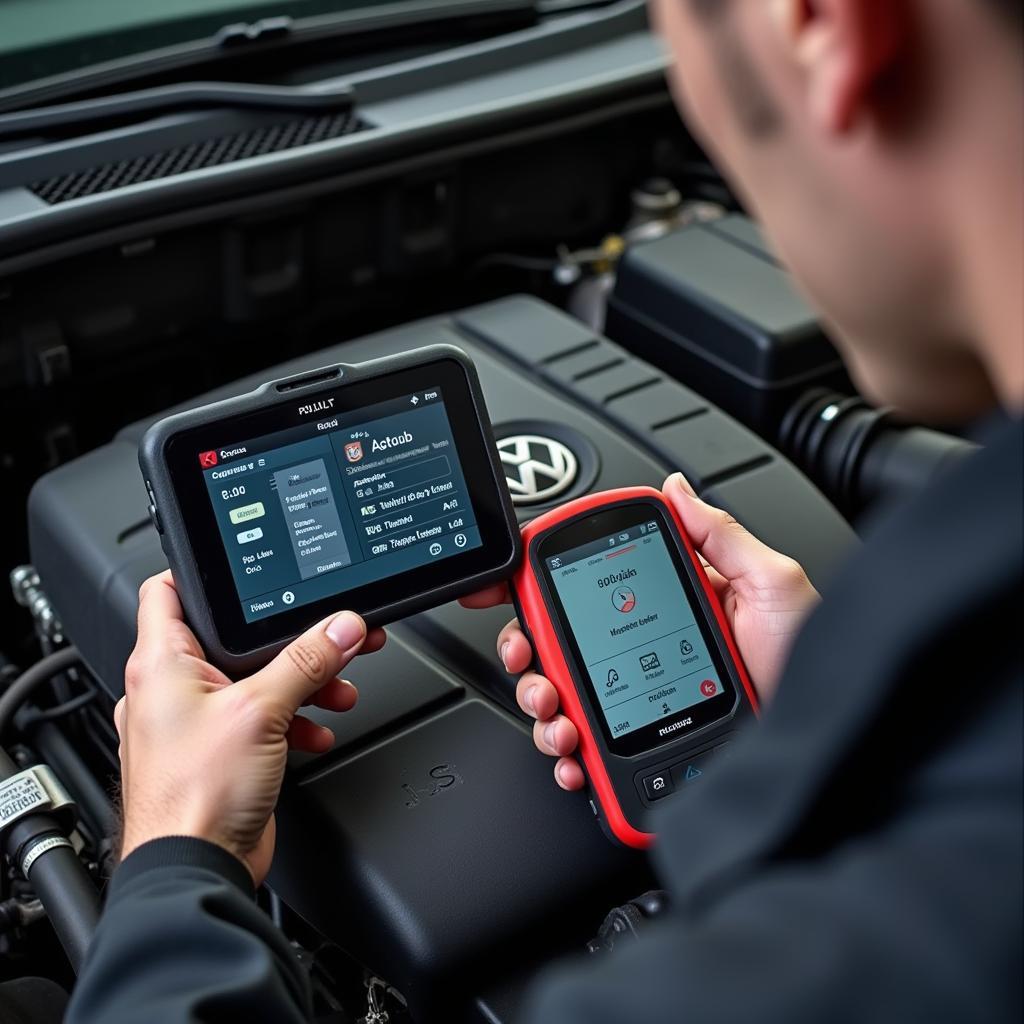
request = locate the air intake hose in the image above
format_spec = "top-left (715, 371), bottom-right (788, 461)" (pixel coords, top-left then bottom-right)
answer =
top-left (780, 389), bottom-right (976, 518)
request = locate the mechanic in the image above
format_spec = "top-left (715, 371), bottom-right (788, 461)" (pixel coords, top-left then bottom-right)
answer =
top-left (68, 0), bottom-right (1022, 1021)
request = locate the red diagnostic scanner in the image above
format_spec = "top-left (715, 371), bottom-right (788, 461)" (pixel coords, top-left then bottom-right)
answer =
top-left (513, 487), bottom-right (758, 848)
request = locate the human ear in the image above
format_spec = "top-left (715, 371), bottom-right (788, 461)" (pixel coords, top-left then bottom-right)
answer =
top-left (770, 0), bottom-right (909, 134)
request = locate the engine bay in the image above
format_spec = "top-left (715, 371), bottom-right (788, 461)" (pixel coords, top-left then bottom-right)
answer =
top-left (0, 2), bottom-right (976, 1019)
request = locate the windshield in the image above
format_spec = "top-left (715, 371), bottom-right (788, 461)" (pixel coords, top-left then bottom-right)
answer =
top-left (0, 0), bottom-right (509, 93)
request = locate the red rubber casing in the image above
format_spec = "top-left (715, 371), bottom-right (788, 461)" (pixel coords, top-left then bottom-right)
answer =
top-left (514, 486), bottom-right (758, 849)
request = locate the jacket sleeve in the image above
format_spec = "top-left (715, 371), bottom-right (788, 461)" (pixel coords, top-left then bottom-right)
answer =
top-left (521, 676), bottom-right (1023, 1024)
top-left (521, 789), bottom-right (1023, 1024)
top-left (66, 837), bottom-right (312, 1024)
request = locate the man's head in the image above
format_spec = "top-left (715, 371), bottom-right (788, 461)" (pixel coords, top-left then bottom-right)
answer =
top-left (653, 0), bottom-right (1024, 421)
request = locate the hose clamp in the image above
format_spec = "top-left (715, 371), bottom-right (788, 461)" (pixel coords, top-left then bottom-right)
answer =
top-left (0, 765), bottom-right (77, 841)
top-left (20, 834), bottom-right (74, 877)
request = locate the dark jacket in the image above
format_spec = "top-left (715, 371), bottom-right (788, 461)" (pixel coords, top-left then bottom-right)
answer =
top-left (68, 418), bottom-right (1023, 1024)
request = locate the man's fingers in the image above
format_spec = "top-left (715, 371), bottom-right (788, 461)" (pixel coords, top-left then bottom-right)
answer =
top-left (133, 571), bottom-right (202, 661)
top-left (459, 583), bottom-right (512, 610)
top-left (516, 672), bottom-right (559, 719)
top-left (136, 570), bottom-right (181, 634)
top-left (286, 714), bottom-right (335, 754)
top-left (554, 757), bottom-right (585, 791)
top-left (305, 677), bottom-right (359, 713)
top-left (498, 620), bottom-right (533, 674)
top-left (302, 627), bottom-right (385, 709)
top-left (533, 714), bottom-right (579, 758)
top-left (362, 628), bottom-right (388, 654)
top-left (664, 473), bottom-right (780, 586)
top-left (244, 610), bottom-right (367, 711)
top-left (701, 560), bottom-right (730, 600)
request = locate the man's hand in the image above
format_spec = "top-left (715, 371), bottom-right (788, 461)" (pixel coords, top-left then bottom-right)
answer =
top-left (461, 473), bottom-right (820, 791)
top-left (116, 570), bottom-right (385, 885)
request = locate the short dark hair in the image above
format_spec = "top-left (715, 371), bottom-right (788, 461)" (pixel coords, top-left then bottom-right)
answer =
top-left (688, 0), bottom-right (725, 19)
top-left (985, 0), bottom-right (1023, 30)
top-left (685, 0), bottom-right (780, 137)
top-left (687, 0), bottom-right (727, 22)
top-left (691, 0), bottom-right (1020, 31)
top-left (685, 0), bottom-right (1019, 139)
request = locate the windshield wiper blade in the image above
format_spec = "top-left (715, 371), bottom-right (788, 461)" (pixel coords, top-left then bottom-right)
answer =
top-left (0, 0), bottom-right (538, 116)
top-left (0, 81), bottom-right (355, 142)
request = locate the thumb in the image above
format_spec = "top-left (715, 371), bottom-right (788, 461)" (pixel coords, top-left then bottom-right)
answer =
top-left (663, 473), bottom-right (779, 586)
top-left (243, 610), bottom-right (367, 712)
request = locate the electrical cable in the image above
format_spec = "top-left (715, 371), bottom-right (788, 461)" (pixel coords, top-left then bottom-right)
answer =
top-left (17, 690), bottom-right (96, 727)
top-left (0, 647), bottom-right (81, 738)
top-left (470, 252), bottom-right (560, 273)
top-left (268, 888), bottom-right (284, 929)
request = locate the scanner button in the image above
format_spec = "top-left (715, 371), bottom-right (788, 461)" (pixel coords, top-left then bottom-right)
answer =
top-left (672, 750), bottom-right (715, 786)
top-left (229, 501), bottom-right (266, 525)
top-left (642, 771), bottom-right (675, 801)
top-left (148, 504), bottom-right (164, 535)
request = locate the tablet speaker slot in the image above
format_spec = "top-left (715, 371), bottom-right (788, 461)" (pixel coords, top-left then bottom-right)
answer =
top-left (275, 368), bottom-right (342, 392)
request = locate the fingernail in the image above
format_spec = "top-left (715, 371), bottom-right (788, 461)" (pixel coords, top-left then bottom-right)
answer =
top-left (524, 685), bottom-right (537, 713)
top-left (325, 611), bottom-right (365, 652)
top-left (544, 722), bottom-right (558, 749)
top-left (671, 472), bottom-right (697, 498)
top-left (556, 762), bottom-right (569, 786)
top-left (499, 641), bottom-right (511, 671)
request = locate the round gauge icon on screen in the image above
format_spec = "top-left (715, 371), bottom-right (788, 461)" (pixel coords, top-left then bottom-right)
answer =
top-left (611, 586), bottom-right (636, 613)
top-left (700, 679), bottom-right (717, 698)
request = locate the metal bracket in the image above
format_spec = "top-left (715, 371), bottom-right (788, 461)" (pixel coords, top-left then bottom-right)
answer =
top-left (10, 566), bottom-right (65, 646)
top-left (0, 765), bottom-right (77, 840)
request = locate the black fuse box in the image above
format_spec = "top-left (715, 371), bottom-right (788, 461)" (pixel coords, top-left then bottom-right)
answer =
top-left (606, 214), bottom-right (849, 435)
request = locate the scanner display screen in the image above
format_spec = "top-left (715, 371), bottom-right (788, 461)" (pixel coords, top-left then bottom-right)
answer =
top-left (200, 386), bottom-right (482, 623)
top-left (548, 523), bottom-right (723, 738)
top-left (539, 503), bottom-right (736, 756)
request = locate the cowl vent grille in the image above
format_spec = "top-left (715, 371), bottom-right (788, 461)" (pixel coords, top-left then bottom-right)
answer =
top-left (30, 110), bottom-right (365, 205)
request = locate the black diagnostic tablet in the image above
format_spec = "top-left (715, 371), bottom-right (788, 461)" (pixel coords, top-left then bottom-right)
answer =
top-left (140, 345), bottom-right (520, 675)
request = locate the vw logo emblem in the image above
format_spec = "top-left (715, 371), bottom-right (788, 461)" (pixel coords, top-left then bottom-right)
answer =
top-left (497, 434), bottom-right (579, 506)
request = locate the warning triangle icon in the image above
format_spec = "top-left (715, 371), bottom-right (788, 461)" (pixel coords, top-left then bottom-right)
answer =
top-left (685, 765), bottom-right (703, 781)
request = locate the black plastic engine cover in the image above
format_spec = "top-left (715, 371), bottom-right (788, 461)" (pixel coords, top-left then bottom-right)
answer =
top-left (274, 696), bottom-right (644, 1018)
top-left (27, 296), bottom-right (855, 1018)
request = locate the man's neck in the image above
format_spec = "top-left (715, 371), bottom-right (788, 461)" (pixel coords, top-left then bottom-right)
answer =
top-left (946, 44), bottom-right (1024, 414)
top-left (963, 179), bottom-right (1024, 414)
